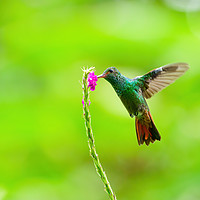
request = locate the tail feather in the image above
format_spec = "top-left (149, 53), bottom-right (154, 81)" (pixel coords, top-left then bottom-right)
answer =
top-left (135, 111), bottom-right (161, 146)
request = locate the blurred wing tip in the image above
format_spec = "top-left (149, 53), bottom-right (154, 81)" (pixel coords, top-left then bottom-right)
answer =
top-left (164, 62), bottom-right (190, 71)
top-left (177, 63), bottom-right (190, 70)
top-left (161, 63), bottom-right (190, 77)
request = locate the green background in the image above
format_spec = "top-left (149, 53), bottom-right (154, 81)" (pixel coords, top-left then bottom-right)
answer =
top-left (0, 0), bottom-right (200, 199)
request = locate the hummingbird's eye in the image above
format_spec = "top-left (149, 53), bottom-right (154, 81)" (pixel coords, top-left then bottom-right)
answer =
top-left (109, 69), bottom-right (114, 73)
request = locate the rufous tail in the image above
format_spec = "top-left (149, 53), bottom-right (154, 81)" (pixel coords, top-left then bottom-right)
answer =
top-left (135, 111), bottom-right (161, 146)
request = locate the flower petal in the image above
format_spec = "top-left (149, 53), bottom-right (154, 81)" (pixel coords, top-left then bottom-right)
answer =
top-left (87, 71), bottom-right (98, 91)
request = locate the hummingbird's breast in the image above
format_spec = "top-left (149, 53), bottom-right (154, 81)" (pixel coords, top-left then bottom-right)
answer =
top-left (107, 75), bottom-right (147, 116)
top-left (117, 81), bottom-right (146, 116)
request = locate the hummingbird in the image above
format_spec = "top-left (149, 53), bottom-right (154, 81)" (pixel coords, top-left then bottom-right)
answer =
top-left (98, 63), bottom-right (189, 146)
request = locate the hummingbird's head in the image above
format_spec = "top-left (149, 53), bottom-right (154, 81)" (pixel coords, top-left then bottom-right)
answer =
top-left (97, 67), bottom-right (121, 82)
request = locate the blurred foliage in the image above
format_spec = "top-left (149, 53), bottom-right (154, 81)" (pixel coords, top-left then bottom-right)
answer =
top-left (0, 0), bottom-right (200, 200)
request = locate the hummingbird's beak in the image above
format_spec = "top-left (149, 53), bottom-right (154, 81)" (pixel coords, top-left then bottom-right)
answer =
top-left (97, 74), bottom-right (106, 78)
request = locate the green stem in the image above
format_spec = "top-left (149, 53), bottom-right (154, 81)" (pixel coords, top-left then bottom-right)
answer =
top-left (82, 67), bottom-right (117, 200)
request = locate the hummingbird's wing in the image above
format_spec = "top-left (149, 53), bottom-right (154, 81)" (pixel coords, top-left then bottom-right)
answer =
top-left (137, 63), bottom-right (189, 99)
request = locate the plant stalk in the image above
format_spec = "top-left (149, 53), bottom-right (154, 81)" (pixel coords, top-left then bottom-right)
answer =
top-left (82, 67), bottom-right (117, 200)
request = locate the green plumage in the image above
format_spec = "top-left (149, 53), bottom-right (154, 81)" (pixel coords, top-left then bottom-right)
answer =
top-left (98, 63), bottom-right (189, 145)
top-left (101, 68), bottom-right (148, 118)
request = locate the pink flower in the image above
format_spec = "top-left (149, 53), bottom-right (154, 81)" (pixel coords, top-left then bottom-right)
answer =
top-left (88, 71), bottom-right (98, 91)
top-left (82, 71), bottom-right (97, 107)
